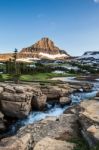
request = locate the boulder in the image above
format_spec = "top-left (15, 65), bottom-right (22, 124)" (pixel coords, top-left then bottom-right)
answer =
top-left (14, 85), bottom-right (34, 93)
top-left (0, 112), bottom-right (4, 120)
top-left (0, 91), bottom-right (32, 118)
top-left (4, 85), bottom-right (15, 93)
top-left (0, 113), bottom-right (78, 149)
top-left (78, 100), bottom-right (99, 147)
top-left (32, 94), bottom-right (47, 110)
top-left (81, 83), bottom-right (93, 92)
top-left (21, 114), bottom-right (78, 143)
top-left (79, 100), bottom-right (99, 122)
top-left (14, 86), bottom-right (26, 93)
top-left (96, 92), bottom-right (99, 97)
top-left (0, 120), bottom-right (6, 132)
top-left (0, 133), bottom-right (33, 150)
top-left (69, 85), bottom-right (82, 91)
top-left (0, 112), bottom-right (6, 132)
top-left (94, 97), bottom-right (99, 100)
top-left (42, 87), bottom-right (60, 100)
top-left (0, 83), bottom-right (44, 118)
top-left (0, 87), bottom-right (3, 94)
top-left (59, 97), bottom-right (71, 106)
top-left (69, 82), bottom-right (93, 92)
top-left (41, 85), bottom-right (70, 103)
top-left (0, 92), bottom-right (26, 102)
top-left (34, 137), bottom-right (75, 150)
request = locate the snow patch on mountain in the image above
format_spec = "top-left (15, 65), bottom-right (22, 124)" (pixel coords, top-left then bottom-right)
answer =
top-left (39, 52), bottom-right (68, 59)
top-left (78, 51), bottom-right (99, 60)
top-left (16, 57), bottom-right (40, 63)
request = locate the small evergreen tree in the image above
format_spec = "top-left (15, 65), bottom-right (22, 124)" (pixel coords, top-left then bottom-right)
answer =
top-left (13, 48), bottom-right (20, 84)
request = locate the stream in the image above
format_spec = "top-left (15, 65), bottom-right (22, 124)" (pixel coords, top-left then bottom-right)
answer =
top-left (1, 77), bottom-right (99, 137)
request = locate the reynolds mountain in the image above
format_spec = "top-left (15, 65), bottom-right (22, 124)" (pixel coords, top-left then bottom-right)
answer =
top-left (19, 37), bottom-right (70, 60)
top-left (0, 38), bottom-right (70, 61)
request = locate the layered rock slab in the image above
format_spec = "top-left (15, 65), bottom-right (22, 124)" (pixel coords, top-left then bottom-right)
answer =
top-left (34, 137), bottom-right (75, 150)
top-left (17, 114), bottom-right (78, 144)
top-left (0, 84), bottom-right (35, 118)
top-left (78, 99), bottom-right (99, 147)
top-left (0, 114), bottom-right (78, 150)
top-left (0, 133), bottom-right (33, 150)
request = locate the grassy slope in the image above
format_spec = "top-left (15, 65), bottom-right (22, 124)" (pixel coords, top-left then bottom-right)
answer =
top-left (0, 72), bottom-right (76, 82)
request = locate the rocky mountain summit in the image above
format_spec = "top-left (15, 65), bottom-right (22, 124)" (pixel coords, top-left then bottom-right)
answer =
top-left (0, 38), bottom-right (70, 61)
top-left (21, 37), bottom-right (60, 53)
top-left (19, 37), bottom-right (70, 60)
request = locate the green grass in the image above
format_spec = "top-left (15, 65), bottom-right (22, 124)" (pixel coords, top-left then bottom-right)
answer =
top-left (2, 74), bottom-right (12, 80)
top-left (70, 138), bottom-right (89, 150)
top-left (90, 145), bottom-right (99, 150)
top-left (20, 72), bottom-right (70, 81)
top-left (69, 137), bottom-right (99, 150)
top-left (0, 74), bottom-right (13, 81)
top-left (0, 72), bottom-right (76, 82)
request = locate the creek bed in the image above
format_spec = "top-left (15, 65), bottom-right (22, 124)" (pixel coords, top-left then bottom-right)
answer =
top-left (0, 77), bottom-right (99, 139)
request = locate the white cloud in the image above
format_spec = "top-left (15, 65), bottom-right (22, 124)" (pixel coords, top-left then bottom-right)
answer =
top-left (93, 0), bottom-right (99, 3)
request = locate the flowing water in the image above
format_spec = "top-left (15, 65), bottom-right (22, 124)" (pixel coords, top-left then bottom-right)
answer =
top-left (1, 77), bottom-right (99, 137)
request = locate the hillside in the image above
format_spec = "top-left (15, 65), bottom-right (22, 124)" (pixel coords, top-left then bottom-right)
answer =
top-left (77, 51), bottom-right (99, 64)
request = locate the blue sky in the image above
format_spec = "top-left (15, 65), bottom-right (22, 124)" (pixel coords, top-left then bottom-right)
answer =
top-left (0, 0), bottom-right (99, 56)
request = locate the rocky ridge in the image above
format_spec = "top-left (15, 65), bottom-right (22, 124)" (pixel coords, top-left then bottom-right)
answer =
top-left (19, 37), bottom-right (69, 59)
top-left (0, 38), bottom-right (70, 61)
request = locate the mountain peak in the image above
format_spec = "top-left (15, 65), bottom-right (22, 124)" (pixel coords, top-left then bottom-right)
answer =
top-left (32, 37), bottom-right (60, 51)
top-left (0, 37), bottom-right (70, 61)
top-left (19, 37), bottom-right (70, 60)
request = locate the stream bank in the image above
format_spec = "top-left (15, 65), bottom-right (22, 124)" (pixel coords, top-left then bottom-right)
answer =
top-left (0, 77), bottom-right (99, 149)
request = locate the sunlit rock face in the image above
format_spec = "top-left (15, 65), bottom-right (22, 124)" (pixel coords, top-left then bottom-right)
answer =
top-left (30, 37), bottom-right (60, 52)
top-left (0, 114), bottom-right (77, 150)
top-left (0, 85), bottom-right (33, 119)
top-left (74, 96), bottom-right (99, 148)
top-left (19, 37), bottom-right (70, 60)
top-left (33, 137), bottom-right (75, 150)
top-left (0, 53), bottom-right (13, 62)
top-left (0, 37), bottom-right (70, 61)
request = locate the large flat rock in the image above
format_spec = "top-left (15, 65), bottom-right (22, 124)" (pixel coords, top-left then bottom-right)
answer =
top-left (34, 137), bottom-right (75, 150)
top-left (17, 114), bottom-right (78, 143)
top-left (0, 113), bottom-right (78, 150)
top-left (80, 100), bottom-right (99, 123)
top-left (0, 133), bottom-right (33, 150)
top-left (79, 99), bottom-right (99, 147)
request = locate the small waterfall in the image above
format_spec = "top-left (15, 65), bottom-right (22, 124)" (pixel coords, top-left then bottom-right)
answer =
top-left (7, 105), bottom-right (67, 135)
top-left (7, 87), bottom-right (98, 136)
top-left (71, 91), bottom-right (97, 104)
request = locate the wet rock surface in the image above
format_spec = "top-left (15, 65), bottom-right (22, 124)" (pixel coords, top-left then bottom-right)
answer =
top-left (0, 81), bottom-right (97, 149)
top-left (0, 82), bottom-right (81, 119)
top-left (0, 114), bottom-right (78, 150)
